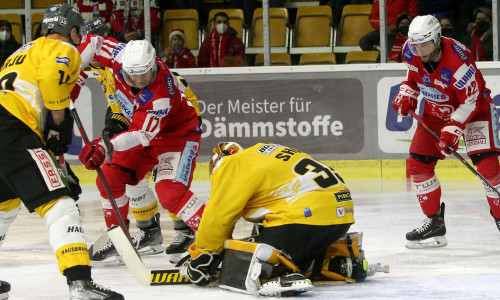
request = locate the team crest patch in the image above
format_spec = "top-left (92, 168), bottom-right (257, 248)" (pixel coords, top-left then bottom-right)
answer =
top-left (451, 44), bottom-right (469, 62)
top-left (423, 74), bottom-right (431, 86)
top-left (137, 88), bottom-right (153, 106)
top-left (56, 57), bottom-right (70, 67)
top-left (440, 67), bottom-right (452, 84)
top-left (403, 45), bottom-right (413, 62)
top-left (166, 75), bottom-right (175, 97)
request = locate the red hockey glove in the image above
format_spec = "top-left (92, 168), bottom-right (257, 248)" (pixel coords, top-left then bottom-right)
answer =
top-left (78, 138), bottom-right (110, 170)
top-left (436, 121), bottom-right (464, 156)
top-left (392, 84), bottom-right (419, 116)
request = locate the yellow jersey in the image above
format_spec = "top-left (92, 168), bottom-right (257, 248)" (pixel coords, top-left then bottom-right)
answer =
top-left (196, 143), bottom-right (355, 253)
top-left (0, 37), bottom-right (81, 139)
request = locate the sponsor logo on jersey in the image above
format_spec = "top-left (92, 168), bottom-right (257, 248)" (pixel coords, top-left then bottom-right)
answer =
top-left (257, 144), bottom-right (280, 155)
top-left (137, 88), bottom-right (153, 106)
top-left (113, 43), bottom-right (126, 58)
top-left (334, 190), bottom-right (352, 202)
top-left (28, 149), bottom-right (63, 191)
top-left (336, 207), bottom-right (345, 218)
top-left (403, 45), bottom-right (413, 62)
top-left (453, 65), bottom-right (476, 89)
top-left (417, 84), bottom-right (449, 103)
top-left (404, 62), bottom-right (418, 72)
top-left (451, 44), bottom-right (469, 62)
top-left (440, 67), bottom-right (452, 84)
top-left (433, 79), bottom-right (447, 89)
top-left (303, 208), bottom-right (312, 218)
top-left (423, 74), bottom-right (431, 86)
top-left (166, 74), bottom-right (175, 97)
top-left (148, 98), bottom-right (171, 117)
top-left (56, 56), bottom-right (70, 67)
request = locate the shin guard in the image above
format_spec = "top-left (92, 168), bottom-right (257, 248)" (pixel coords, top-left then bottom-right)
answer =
top-left (476, 155), bottom-right (500, 218)
top-left (127, 178), bottom-right (159, 222)
top-left (102, 194), bottom-right (129, 228)
top-left (0, 198), bottom-right (21, 247)
top-left (407, 157), bottom-right (441, 216)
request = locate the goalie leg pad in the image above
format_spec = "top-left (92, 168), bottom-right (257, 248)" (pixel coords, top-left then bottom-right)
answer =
top-left (127, 178), bottom-right (159, 222)
top-left (0, 198), bottom-right (21, 247)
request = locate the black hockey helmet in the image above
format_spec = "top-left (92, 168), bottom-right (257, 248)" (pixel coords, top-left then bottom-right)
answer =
top-left (41, 3), bottom-right (84, 37)
top-left (82, 17), bottom-right (110, 36)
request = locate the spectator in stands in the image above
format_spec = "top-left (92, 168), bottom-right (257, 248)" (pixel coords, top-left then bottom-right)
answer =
top-left (359, 0), bottom-right (418, 51)
top-left (439, 14), bottom-right (462, 42)
top-left (162, 28), bottom-right (197, 69)
top-left (0, 20), bottom-right (21, 67)
top-left (387, 13), bottom-right (412, 63)
top-left (464, 6), bottom-right (493, 61)
top-left (198, 12), bottom-right (246, 68)
top-left (73, 0), bottom-right (114, 25)
top-left (110, 0), bottom-right (161, 43)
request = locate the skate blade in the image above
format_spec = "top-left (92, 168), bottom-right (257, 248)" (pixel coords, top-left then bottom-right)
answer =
top-left (90, 256), bottom-right (124, 267)
top-left (258, 280), bottom-right (313, 297)
top-left (405, 236), bottom-right (447, 249)
top-left (0, 293), bottom-right (9, 300)
top-left (137, 244), bottom-right (164, 257)
top-left (167, 251), bottom-right (189, 264)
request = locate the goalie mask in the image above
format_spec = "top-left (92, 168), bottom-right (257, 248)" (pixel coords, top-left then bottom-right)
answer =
top-left (209, 142), bottom-right (243, 178)
top-left (407, 15), bottom-right (441, 58)
top-left (121, 40), bottom-right (158, 89)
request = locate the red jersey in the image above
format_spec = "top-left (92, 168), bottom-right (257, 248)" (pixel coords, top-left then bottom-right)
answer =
top-left (401, 37), bottom-right (492, 125)
top-left (78, 35), bottom-right (201, 152)
top-left (73, 0), bottom-right (114, 23)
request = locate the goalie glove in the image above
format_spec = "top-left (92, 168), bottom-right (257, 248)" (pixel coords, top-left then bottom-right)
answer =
top-left (179, 244), bottom-right (221, 286)
top-left (79, 137), bottom-right (112, 170)
top-left (102, 109), bottom-right (130, 140)
top-left (44, 109), bottom-right (74, 156)
top-left (436, 120), bottom-right (464, 156)
top-left (392, 84), bottom-right (419, 117)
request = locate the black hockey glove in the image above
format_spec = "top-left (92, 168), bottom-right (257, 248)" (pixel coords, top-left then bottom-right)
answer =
top-left (180, 252), bottom-right (222, 286)
top-left (102, 111), bottom-right (129, 140)
top-left (65, 161), bottom-right (82, 201)
top-left (44, 110), bottom-right (74, 156)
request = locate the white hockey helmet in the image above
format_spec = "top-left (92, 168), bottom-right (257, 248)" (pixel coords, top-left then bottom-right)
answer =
top-left (121, 40), bottom-right (158, 87)
top-left (209, 142), bottom-right (244, 178)
top-left (408, 15), bottom-right (441, 55)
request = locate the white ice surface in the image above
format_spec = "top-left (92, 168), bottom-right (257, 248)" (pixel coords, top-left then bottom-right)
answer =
top-left (1, 179), bottom-right (499, 300)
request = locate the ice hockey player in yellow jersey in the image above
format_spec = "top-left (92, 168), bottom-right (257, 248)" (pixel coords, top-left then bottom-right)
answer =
top-left (181, 142), bottom-right (370, 296)
top-left (0, 4), bottom-right (122, 299)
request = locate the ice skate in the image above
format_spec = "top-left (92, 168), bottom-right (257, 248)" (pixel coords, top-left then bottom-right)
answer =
top-left (89, 238), bottom-right (121, 265)
top-left (258, 273), bottom-right (313, 297)
top-left (406, 203), bottom-right (447, 249)
top-left (132, 213), bottom-right (164, 256)
top-left (0, 280), bottom-right (11, 300)
top-left (165, 226), bottom-right (195, 264)
top-left (491, 210), bottom-right (500, 232)
top-left (68, 280), bottom-right (123, 300)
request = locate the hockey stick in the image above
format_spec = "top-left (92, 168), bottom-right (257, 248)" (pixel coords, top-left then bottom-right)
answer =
top-left (68, 101), bottom-right (132, 240)
top-left (407, 109), bottom-right (500, 197)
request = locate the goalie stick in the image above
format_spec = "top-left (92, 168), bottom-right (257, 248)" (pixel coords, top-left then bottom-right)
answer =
top-left (107, 225), bottom-right (389, 286)
top-left (407, 109), bottom-right (500, 198)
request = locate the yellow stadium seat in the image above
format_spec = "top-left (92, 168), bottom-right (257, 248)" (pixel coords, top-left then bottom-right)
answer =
top-left (33, 0), bottom-right (66, 9)
top-left (207, 9), bottom-right (245, 41)
top-left (345, 50), bottom-right (379, 64)
top-left (31, 12), bottom-right (45, 40)
top-left (162, 9), bottom-right (200, 52)
top-left (299, 53), bottom-right (336, 65)
top-left (254, 53), bottom-right (291, 66)
top-left (0, 14), bottom-right (23, 44)
top-left (291, 6), bottom-right (333, 54)
top-left (250, 7), bottom-right (289, 48)
top-left (337, 4), bottom-right (372, 46)
top-left (0, 0), bottom-right (23, 9)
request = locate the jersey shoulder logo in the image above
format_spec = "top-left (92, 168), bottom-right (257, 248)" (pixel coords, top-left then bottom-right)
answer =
top-left (56, 56), bottom-right (70, 67)
top-left (165, 74), bottom-right (175, 97)
top-left (403, 44), bottom-right (413, 62)
top-left (451, 44), bottom-right (469, 62)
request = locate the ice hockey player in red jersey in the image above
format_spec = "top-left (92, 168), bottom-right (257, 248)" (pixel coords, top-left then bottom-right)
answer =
top-left (77, 37), bottom-right (204, 259)
top-left (393, 15), bottom-right (500, 249)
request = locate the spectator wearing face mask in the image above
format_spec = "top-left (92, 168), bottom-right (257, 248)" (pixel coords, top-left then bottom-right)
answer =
top-left (198, 12), bottom-right (246, 67)
top-left (439, 14), bottom-right (461, 42)
top-left (464, 7), bottom-right (492, 61)
top-left (161, 28), bottom-right (197, 69)
top-left (0, 20), bottom-right (21, 67)
top-left (387, 13), bottom-right (412, 63)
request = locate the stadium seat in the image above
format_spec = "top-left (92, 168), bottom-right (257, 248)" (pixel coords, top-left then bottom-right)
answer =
top-left (254, 53), bottom-right (291, 66)
top-left (31, 12), bottom-right (44, 40)
top-left (162, 9), bottom-right (201, 54)
top-left (0, 14), bottom-right (23, 44)
top-left (207, 9), bottom-right (246, 42)
top-left (345, 50), bottom-right (379, 64)
top-left (299, 53), bottom-right (336, 65)
top-left (33, 0), bottom-right (66, 9)
top-left (250, 7), bottom-right (289, 48)
top-left (336, 4), bottom-right (372, 46)
top-left (291, 5), bottom-right (333, 54)
top-left (0, 0), bottom-right (23, 9)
